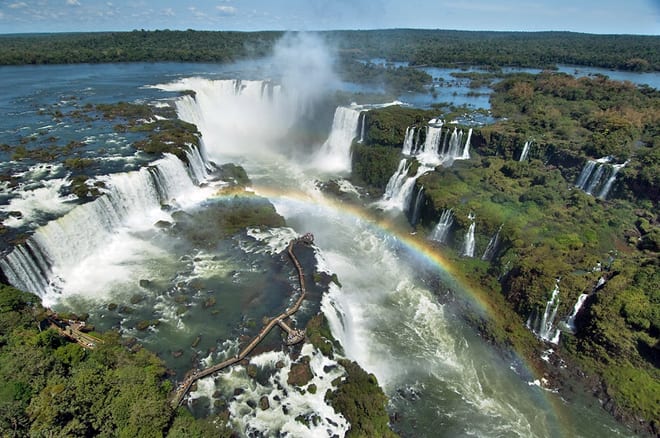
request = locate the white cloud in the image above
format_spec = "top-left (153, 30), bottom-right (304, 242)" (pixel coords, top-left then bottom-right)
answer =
top-left (66, 0), bottom-right (81, 6)
top-left (9, 2), bottom-right (28, 8)
top-left (216, 5), bottom-right (237, 16)
top-left (162, 8), bottom-right (175, 17)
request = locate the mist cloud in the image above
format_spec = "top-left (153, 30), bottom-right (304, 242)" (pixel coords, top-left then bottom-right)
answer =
top-left (270, 32), bottom-right (339, 105)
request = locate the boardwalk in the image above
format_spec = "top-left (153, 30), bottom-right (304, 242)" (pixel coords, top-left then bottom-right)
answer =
top-left (170, 234), bottom-right (313, 408)
top-left (47, 317), bottom-right (104, 349)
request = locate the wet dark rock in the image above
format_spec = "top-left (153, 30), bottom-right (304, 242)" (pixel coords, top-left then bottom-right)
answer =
top-left (154, 220), bottom-right (172, 229)
top-left (259, 395), bottom-right (270, 410)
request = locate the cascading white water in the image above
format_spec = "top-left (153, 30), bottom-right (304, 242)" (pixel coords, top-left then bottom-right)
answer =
top-left (429, 209), bottom-right (453, 243)
top-left (0, 152), bottom-right (206, 303)
top-left (416, 122), bottom-right (443, 165)
top-left (575, 156), bottom-right (622, 197)
top-left (585, 164), bottom-right (606, 195)
top-left (402, 126), bottom-right (416, 155)
top-left (565, 294), bottom-right (588, 333)
top-left (462, 214), bottom-right (476, 257)
top-left (410, 185), bottom-right (425, 225)
top-left (461, 128), bottom-right (472, 159)
top-left (527, 280), bottom-right (561, 344)
top-left (597, 161), bottom-right (627, 199)
top-left (481, 224), bottom-right (502, 261)
top-left (519, 141), bottom-right (531, 161)
top-left (575, 160), bottom-right (596, 189)
top-left (156, 78), bottom-right (306, 162)
top-left (312, 106), bottom-right (363, 174)
top-left (376, 160), bottom-right (431, 212)
top-left (358, 112), bottom-right (366, 144)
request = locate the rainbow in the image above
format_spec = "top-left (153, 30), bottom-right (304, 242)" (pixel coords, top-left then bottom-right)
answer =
top-left (208, 184), bottom-right (576, 434)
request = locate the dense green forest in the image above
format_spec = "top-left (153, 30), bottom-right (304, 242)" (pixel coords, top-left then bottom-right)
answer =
top-left (1, 29), bottom-right (658, 71)
top-left (353, 71), bottom-right (659, 435)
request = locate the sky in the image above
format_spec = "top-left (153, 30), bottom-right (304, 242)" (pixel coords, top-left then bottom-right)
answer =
top-left (0, 0), bottom-right (658, 35)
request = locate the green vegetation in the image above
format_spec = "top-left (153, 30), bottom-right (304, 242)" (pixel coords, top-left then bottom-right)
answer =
top-left (339, 60), bottom-right (433, 93)
top-left (326, 359), bottom-right (396, 438)
top-left (1, 30), bottom-right (658, 73)
top-left (0, 284), bottom-right (238, 437)
top-left (170, 191), bottom-right (286, 246)
top-left (0, 30), bottom-right (281, 65)
top-left (332, 29), bottom-right (660, 71)
top-left (353, 71), bottom-right (658, 435)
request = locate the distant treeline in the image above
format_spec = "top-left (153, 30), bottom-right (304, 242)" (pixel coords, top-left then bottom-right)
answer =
top-left (0, 29), bottom-right (659, 72)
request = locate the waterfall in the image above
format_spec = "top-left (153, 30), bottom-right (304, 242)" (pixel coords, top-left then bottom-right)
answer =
top-left (461, 214), bottom-right (476, 257)
top-left (565, 294), bottom-right (588, 333)
top-left (402, 126), bottom-right (416, 155)
top-left (358, 112), bottom-right (366, 144)
top-left (575, 160), bottom-right (596, 189)
top-left (597, 161), bottom-right (627, 200)
top-left (519, 141), bottom-right (531, 161)
top-left (377, 159), bottom-right (430, 212)
top-left (416, 123), bottom-right (443, 165)
top-left (575, 156), bottom-right (622, 197)
top-left (585, 164), bottom-right (606, 195)
top-left (527, 280), bottom-right (561, 344)
top-left (410, 120), bottom-right (472, 167)
top-left (461, 128), bottom-right (472, 159)
top-left (410, 186), bottom-right (425, 225)
top-left (429, 209), bottom-right (453, 243)
top-left (313, 106), bottom-right (362, 174)
top-left (0, 152), bottom-right (203, 300)
top-left (481, 224), bottom-right (502, 261)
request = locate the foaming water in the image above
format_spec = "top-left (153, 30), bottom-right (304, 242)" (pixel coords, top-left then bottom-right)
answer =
top-left (191, 344), bottom-right (349, 436)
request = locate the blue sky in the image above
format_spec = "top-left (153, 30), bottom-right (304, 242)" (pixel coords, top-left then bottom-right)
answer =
top-left (0, 0), bottom-right (658, 35)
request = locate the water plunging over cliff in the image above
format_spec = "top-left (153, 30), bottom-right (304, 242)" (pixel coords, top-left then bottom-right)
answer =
top-left (462, 214), bottom-right (476, 258)
top-left (574, 157), bottom-right (626, 200)
top-left (481, 225), bottom-right (502, 261)
top-left (519, 141), bottom-right (531, 161)
top-left (429, 209), bottom-right (453, 243)
top-left (377, 159), bottom-right (431, 212)
top-left (565, 294), bottom-right (588, 333)
top-left (402, 126), bottom-right (416, 155)
top-left (313, 105), bottom-right (363, 174)
top-left (0, 152), bottom-right (208, 303)
top-left (527, 280), bottom-right (561, 344)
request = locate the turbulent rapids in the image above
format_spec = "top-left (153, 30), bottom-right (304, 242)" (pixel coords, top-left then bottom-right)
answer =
top-left (0, 47), bottom-right (636, 436)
